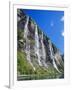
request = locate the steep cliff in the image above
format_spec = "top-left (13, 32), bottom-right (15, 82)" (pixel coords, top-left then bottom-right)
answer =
top-left (17, 9), bottom-right (64, 80)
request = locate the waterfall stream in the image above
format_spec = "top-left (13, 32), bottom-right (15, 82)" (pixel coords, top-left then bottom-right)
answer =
top-left (24, 16), bottom-right (30, 62)
top-left (24, 16), bottom-right (35, 70)
top-left (24, 16), bottom-right (29, 39)
top-left (41, 32), bottom-right (47, 67)
top-left (35, 24), bottom-right (42, 66)
top-left (48, 40), bottom-right (60, 73)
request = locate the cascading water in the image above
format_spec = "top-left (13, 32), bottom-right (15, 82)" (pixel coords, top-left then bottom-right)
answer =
top-left (48, 40), bottom-right (60, 73)
top-left (24, 16), bottom-right (29, 39)
top-left (24, 16), bottom-right (30, 61)
top-left (35, 24), bottom-right (42, 66)
top-left (41, 32), bottom-right (47, 67)
top-left (24, 16), bottom-right (35, 70)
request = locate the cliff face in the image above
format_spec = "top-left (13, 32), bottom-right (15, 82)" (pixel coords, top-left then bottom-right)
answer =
top-left (17, 9), bottom-right (64, 79)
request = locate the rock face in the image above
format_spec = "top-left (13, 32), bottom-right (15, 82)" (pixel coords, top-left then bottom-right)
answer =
top-left (17, 9), bottom-right (64, 74)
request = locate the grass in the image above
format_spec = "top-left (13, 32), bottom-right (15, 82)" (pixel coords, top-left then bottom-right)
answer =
top-left (17, 50), bottom-right (34, 75)
top-left (17, 50), bottom-right (64, 80)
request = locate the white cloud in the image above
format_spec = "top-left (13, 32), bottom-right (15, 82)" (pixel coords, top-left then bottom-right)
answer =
top-left (60, 16), bottom-right (64, 22)
top-left (62, 31), bottom-right (64, 37)
top-left (50, 21), bottom-right (54, 27)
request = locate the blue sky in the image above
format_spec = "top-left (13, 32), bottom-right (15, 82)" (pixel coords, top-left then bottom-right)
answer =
top-left (23, 9), bottom-right (64, 54)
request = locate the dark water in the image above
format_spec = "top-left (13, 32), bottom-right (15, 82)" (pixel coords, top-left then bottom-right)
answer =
top-left (17, 74), bottom-right (64, 81)
top-left (58, 74), bottom-right (64, 78)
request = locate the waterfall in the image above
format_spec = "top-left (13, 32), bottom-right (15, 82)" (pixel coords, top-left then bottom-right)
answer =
top-left (48, 40), bottom-right (60, 73)
top-left (24, 16), bottom-right (30, 62)
top-left (24, 16), bottom-right (29, 39)
top-left (35, 24), bottom-right (42, 66)
top-left (24, 16), bottom-right (35, 70)
top-left (41, 32), bottom-right (47, 67)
